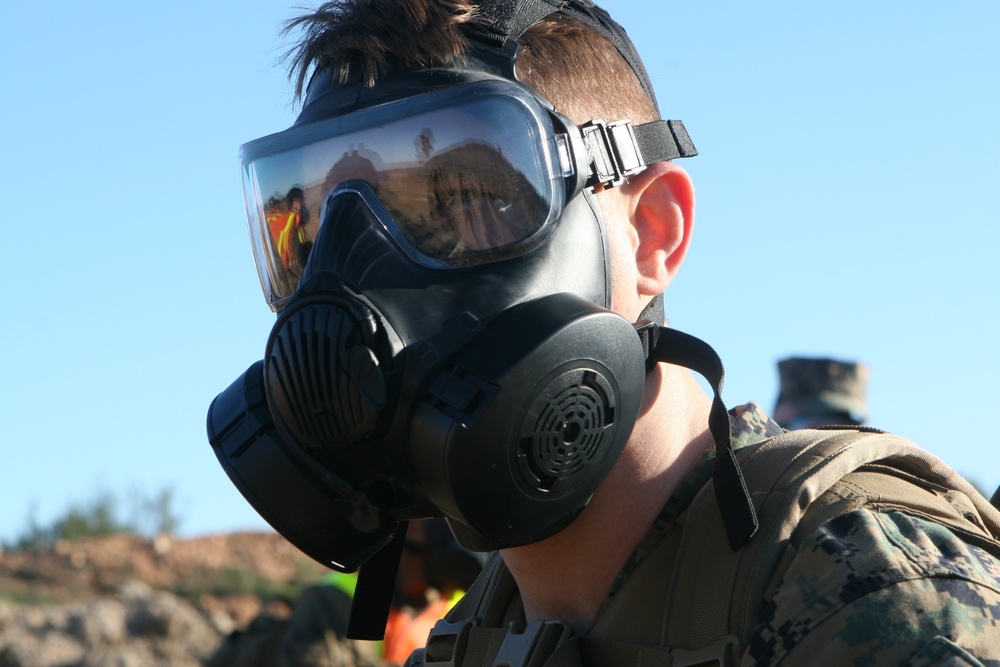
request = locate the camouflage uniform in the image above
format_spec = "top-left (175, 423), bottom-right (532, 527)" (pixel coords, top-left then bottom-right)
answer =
top-left (407, 402), bottom-right (1000, 665)
top-left (615, 403), bottom-right (1000, 665)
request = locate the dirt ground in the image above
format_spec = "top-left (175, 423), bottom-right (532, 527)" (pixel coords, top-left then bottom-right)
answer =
top-left (0, 531), bottom-right (330, 629)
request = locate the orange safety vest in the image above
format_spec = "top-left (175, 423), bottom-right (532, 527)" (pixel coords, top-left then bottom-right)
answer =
top-left (266, 210), bottom-right (299, 269)
top-left (383, 595), bottom-right (460, 665)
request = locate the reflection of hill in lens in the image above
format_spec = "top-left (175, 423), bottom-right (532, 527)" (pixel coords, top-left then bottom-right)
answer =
top-left (301, 146), bottom-right (385, 243)
top-left (382, 141), bottom-right (546, 260)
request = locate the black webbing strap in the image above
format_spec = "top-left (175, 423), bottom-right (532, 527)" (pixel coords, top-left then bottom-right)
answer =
top-left (466, 1), bottom-right (697, 190)
top-left (584, 118), bottom-right (698, 189)
top-left (346, 522), bottom-right (408, 639)
top-left (643, 326), bottom-right (759, 549)
top-left (555, 1), bottom-right (660, 113)
top-left (635, 120), bottom-right (699, 164)
top-left (637, 294), bottom-right (665, 328)
top-left (425, 618), bottom-right (577, 667)
top-left (580, 120), bottom-right (698, 188)
top-left (468, 0), bottom-right (661, 114)
top-left (469, 0), bottom-right (567, 44)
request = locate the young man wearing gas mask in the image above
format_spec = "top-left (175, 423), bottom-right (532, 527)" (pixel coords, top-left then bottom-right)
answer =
top-left (208, 1), bottom-right (1000, 664)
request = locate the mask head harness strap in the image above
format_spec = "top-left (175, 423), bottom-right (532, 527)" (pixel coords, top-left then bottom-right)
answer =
top-left (486, 7), bottom-right (726, 526)
top-left (465, 0), bottom-right (697, 191)
top-left (467, 0), bottom-right (660, 113)
top-left (637, 321), bottom-right (759, 549)
top-left (464, 0), bottom-right (692, 326)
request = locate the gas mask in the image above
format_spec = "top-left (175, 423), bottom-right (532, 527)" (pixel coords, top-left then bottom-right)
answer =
top-left (208, 0), bottom-right (757, 639)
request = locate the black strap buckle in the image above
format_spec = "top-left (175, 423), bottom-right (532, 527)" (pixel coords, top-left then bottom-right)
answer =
top-left (671, 636), bottom-right (740, 667)
top-left (493, 620), bottom-right (574, 667)
top-left (424, 617), bottom-right (478, 666)
top-left (423, 618), bottom-right (575, 667)
top-left (582, 118), bottom-right (644, 188)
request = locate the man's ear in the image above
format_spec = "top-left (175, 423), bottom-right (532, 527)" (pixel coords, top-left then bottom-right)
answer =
top-left (631, 161), bottom-right (695, 297)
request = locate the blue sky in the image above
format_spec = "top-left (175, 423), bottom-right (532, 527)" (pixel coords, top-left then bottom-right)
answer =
top-left (1, 1), bottom-right (997, 544)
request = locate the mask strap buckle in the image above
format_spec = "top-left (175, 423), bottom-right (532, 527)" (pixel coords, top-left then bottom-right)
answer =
top-left (583, 119), bottom-right (699, 190)
top-left (582, 119), bottom-right (644, 188)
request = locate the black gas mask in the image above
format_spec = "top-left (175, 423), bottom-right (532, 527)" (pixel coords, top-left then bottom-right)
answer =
top-left (208, 0), bottom-right (757, 639)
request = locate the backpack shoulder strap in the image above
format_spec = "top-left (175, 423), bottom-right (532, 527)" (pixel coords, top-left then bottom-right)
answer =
top-left (444, 550), bottom-right (516, 627)
top-left (414, 552), bottom-right (580, 667)
top-left (663, 427), bottom-right (1000, 660)
top-left (410, 427), bottom-right (1000, 667)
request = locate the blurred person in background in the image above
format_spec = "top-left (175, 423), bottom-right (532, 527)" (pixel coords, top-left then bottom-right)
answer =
top-left (772, 357), bottom-right (869, 430)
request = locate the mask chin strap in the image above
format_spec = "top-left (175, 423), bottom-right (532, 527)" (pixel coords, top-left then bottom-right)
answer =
top-left (636, 315), bottom-right (759, 550)
top-left (345, 522), bottom-right (409, 640)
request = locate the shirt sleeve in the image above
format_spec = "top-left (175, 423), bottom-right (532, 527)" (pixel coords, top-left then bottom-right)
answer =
top-left (744, 508), bottom-right (1000, 666)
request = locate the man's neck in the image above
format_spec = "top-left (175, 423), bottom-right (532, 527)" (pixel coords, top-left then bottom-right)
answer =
top-left (499, 366), bottom-right (715, 634)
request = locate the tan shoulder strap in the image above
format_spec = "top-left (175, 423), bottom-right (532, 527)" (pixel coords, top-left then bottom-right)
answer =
top-left (413, 428), bottom-right (1000, 667)
top-left (664, 427), bottom-right (1000, 657)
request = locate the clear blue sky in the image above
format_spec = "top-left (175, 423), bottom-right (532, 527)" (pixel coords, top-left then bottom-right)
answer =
top-left (1, 1), bottom-right (997, 544)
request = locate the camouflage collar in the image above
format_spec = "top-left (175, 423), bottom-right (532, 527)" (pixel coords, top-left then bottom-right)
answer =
top-left (651, 401), bottom-right (781, 539)
top-left (600, 402), bottom-right (783, 608)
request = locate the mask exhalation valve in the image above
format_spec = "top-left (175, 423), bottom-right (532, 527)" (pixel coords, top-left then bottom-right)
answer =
top-left (266, 296), bottom-right (389, 449)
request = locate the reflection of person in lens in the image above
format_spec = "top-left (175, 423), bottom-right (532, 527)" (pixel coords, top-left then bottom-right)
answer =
top-left (324, 147), bottom-right (381, 196)
top-left (427, 142), bottom-right (542, 258)
top-left (265, 186), bottom-right (306, 272)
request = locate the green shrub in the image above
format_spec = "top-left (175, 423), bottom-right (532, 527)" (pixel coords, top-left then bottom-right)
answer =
top-left (5, 485), bottom-right (181, 551)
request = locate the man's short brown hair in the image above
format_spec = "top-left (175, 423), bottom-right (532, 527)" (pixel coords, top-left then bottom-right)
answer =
top-left (283, 0), bottom-right (657, 126)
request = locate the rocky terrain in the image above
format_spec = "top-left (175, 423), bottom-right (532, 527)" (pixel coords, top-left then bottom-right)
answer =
top-left (0, 532), bottom-right (356, 667)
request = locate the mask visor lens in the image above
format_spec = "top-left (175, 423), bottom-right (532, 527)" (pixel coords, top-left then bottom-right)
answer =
top-left (241, 86), bottom-right (567, 310)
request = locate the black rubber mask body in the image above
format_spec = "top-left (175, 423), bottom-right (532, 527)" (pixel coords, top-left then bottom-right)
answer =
top-left (209, 163), bottom-right (647, 573)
